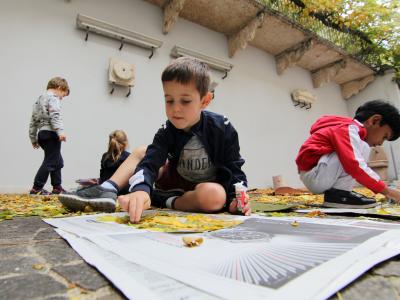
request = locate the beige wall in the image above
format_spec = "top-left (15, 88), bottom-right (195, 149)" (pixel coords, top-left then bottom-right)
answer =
top-left (0, 0), bottom-right (349, 192)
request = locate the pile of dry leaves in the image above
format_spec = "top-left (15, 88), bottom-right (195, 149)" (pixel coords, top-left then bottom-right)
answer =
top-left (0, 194), bottom-right (90, 221)
top-left (0, 187), bottom-right (387, 222)
top-left (248, 187), bottom-right (386, 207)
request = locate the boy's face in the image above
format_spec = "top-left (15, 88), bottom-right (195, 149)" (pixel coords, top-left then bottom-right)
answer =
top-left (54, 88), bottom-right (68, 100)
top-left (163, 80), bottom-right (211, 132)
top-left (364, 114), bottom-right (393, 146)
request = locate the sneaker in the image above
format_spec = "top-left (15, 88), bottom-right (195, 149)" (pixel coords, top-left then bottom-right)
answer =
top-left (58, 185), bottom-right (117, 212)
top-left (51, 186), bottom-right (68, 195)
top-left (151, 189), bottom-right (184, 208)
top-left (29, 188), bottom-right (50, 196)
top-left (323, 188), bottom-right (379, 209)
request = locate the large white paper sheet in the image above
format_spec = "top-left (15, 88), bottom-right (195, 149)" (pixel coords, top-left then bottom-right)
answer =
top-left (267, 215), bottom-right (400, 230)
top-left (55, 229), bottom-right (220, 300)
top-left (45, 211), bottom-right (400, 300)
top-left (296, 207), bottom-right (400, 219)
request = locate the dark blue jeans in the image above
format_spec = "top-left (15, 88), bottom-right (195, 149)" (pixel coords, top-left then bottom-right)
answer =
top-left (33, 130), bottom-right (64, 188)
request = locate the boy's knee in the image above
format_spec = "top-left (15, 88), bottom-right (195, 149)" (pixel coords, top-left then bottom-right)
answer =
top-left (300, 171), bottom-right (332, 194)
top-left (195, 183), bottom-right (226, 212)
top-left (300, 177), bottom-right (328, 194)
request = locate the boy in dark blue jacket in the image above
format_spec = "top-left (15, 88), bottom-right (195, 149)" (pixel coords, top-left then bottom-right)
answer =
top-left (60, 57), bottom-right (250, 222)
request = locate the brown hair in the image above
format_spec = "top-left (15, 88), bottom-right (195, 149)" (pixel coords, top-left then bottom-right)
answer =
top-left (161, 57), bottom-right (210, 98)
top-left (106, 130), bottom-right (129, 162)
top-left (47, 77), bottom-right (70, 95)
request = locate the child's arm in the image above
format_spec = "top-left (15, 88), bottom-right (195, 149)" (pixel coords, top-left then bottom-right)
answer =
top-left (222, 119), bottom-right (250, 215)
top-left (118, 191), bottom-right (151, 223)
top-left (332, 125), bottom-right (386, 194)
top-left (381, 187), bottom-right (400, 203)
top-left (29, 105), bottom-right (39, 147)
top-left (48, 96), bottom-right (65, 140)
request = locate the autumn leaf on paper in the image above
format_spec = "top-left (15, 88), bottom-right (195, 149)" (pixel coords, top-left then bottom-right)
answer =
top-left (98, 212), bottom-right (242, 232)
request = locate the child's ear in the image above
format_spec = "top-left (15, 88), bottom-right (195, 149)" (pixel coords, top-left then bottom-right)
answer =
top-left (201, 92), bottom-right (213, 108)
top-left (371, 114), bottom-right (383, 126)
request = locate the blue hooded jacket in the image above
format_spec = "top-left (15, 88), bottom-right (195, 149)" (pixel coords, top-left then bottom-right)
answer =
top-left (129, 110), bottom-right (247, 208)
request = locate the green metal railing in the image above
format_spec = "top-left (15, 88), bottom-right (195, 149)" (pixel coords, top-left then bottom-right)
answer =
top-left (261, 0), bottom-right (377, 69)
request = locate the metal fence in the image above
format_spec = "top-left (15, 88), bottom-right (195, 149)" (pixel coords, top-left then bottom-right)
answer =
top-left (262, 0), bottom-right (378, 69)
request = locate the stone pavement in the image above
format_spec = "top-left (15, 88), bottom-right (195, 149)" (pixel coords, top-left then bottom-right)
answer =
top-left (2, 216), bottom-right (400, 300)
top-left (0, 217), bottom-right (123, 300)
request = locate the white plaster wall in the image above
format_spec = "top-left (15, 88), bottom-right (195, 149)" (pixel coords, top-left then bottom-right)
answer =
top-left (346, 72), bottom-right (400, 181)
top-left (0, 0), bottom-right (349, 192)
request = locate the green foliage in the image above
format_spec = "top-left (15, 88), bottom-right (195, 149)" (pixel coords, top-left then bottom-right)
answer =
top-left (262, 0), bottom-right (400, 84)
top-left (303, 0), bottom-right (400, 83)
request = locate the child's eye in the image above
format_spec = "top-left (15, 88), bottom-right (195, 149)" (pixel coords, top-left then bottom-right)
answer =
top-left (181, 99), bottom-right (191, 105)
top-left (165, 99), bottom-right (174, 104)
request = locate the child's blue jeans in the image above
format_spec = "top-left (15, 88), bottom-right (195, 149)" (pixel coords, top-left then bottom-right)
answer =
top-left (33, 130), bottom-right (64, 188)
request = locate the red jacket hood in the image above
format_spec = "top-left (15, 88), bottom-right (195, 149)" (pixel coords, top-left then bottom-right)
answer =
top-left (310, 115), bottom-right (357, 134)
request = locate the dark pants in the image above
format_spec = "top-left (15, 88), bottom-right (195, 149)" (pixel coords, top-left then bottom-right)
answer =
top-left (33, 130), bottom-right (64, 188)
top-left (155, 161), bottom-right (197, 192)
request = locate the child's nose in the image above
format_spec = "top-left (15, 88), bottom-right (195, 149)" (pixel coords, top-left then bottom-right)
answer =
top-left (173, 104), bottom-right (182, 112)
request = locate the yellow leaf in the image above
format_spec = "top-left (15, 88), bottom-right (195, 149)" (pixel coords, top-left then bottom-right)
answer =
top-left (376, 207), bottom-right (390, 215)
top-left (291, 221), bottom-right (300, 227)
top-left (182, 236), bottom-right (204, 247)
top-left (32, 264), bottom-right (45, 270)
top-left (98, 212), bottom-right (242, 232)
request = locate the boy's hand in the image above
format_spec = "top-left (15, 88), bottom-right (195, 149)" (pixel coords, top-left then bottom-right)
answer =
top-left (382, 187), bottom-right (400, 203)
top-left (117, 191), bottom-right (151, 223)
top-left (59, 134), bottom-right (66, 142)
top-left (32, 143), bottom-right (39, 149)
top-left (229, 193), bottom-right (251, 216)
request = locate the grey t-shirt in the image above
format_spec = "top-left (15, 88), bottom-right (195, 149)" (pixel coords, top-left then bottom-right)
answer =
top-left (177, 135), bottom-right (217, 183)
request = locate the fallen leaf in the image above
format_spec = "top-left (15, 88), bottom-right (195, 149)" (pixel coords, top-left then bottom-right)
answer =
top-left (291, 221), bottom-right (299, 227)
top-left (182, 236), bottom-right (204, 247)
top-left (98, 212), bottom-right (242, 232)
top-left (336, 292), bottom-right (343, 300)
top-left (0, 194), bottom-right (98, 219)
top-left (249, 187), bottom-right (385, 207)
top-left (305, 210), bottom-right (327, 218)
top-left (32, 264), bottom-right (44, 270)
top-left (376, 207), bottom-right (390, 215)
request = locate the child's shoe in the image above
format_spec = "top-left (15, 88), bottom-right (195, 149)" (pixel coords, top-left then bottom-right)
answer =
top-left (29, 187), bottom-right (50, 196)
top-left (58, 185), bottom-right (117, 212)
top-left (323, 188), bottom-right (378, 208)
top-left (151, 189), bottom-right (184, 208)
top-left (51, 186), bottom-right (68, 195)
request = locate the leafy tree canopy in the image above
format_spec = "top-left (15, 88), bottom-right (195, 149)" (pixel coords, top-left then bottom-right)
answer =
top-left (288, 0), bottom-right (400, 84)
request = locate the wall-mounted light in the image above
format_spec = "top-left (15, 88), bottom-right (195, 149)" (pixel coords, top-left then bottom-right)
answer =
top-left (291, 89), bottom-right (316, 110)
top-left (109, 58), bottom-right (135, 97)
top-left (76, 14), bottom-right (163, 58)
top-left (171, 45), bottom-right (233, 79)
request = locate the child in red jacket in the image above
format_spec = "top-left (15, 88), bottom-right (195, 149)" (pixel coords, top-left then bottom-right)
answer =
top-left (296, 100), bottom-right (400, 208)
